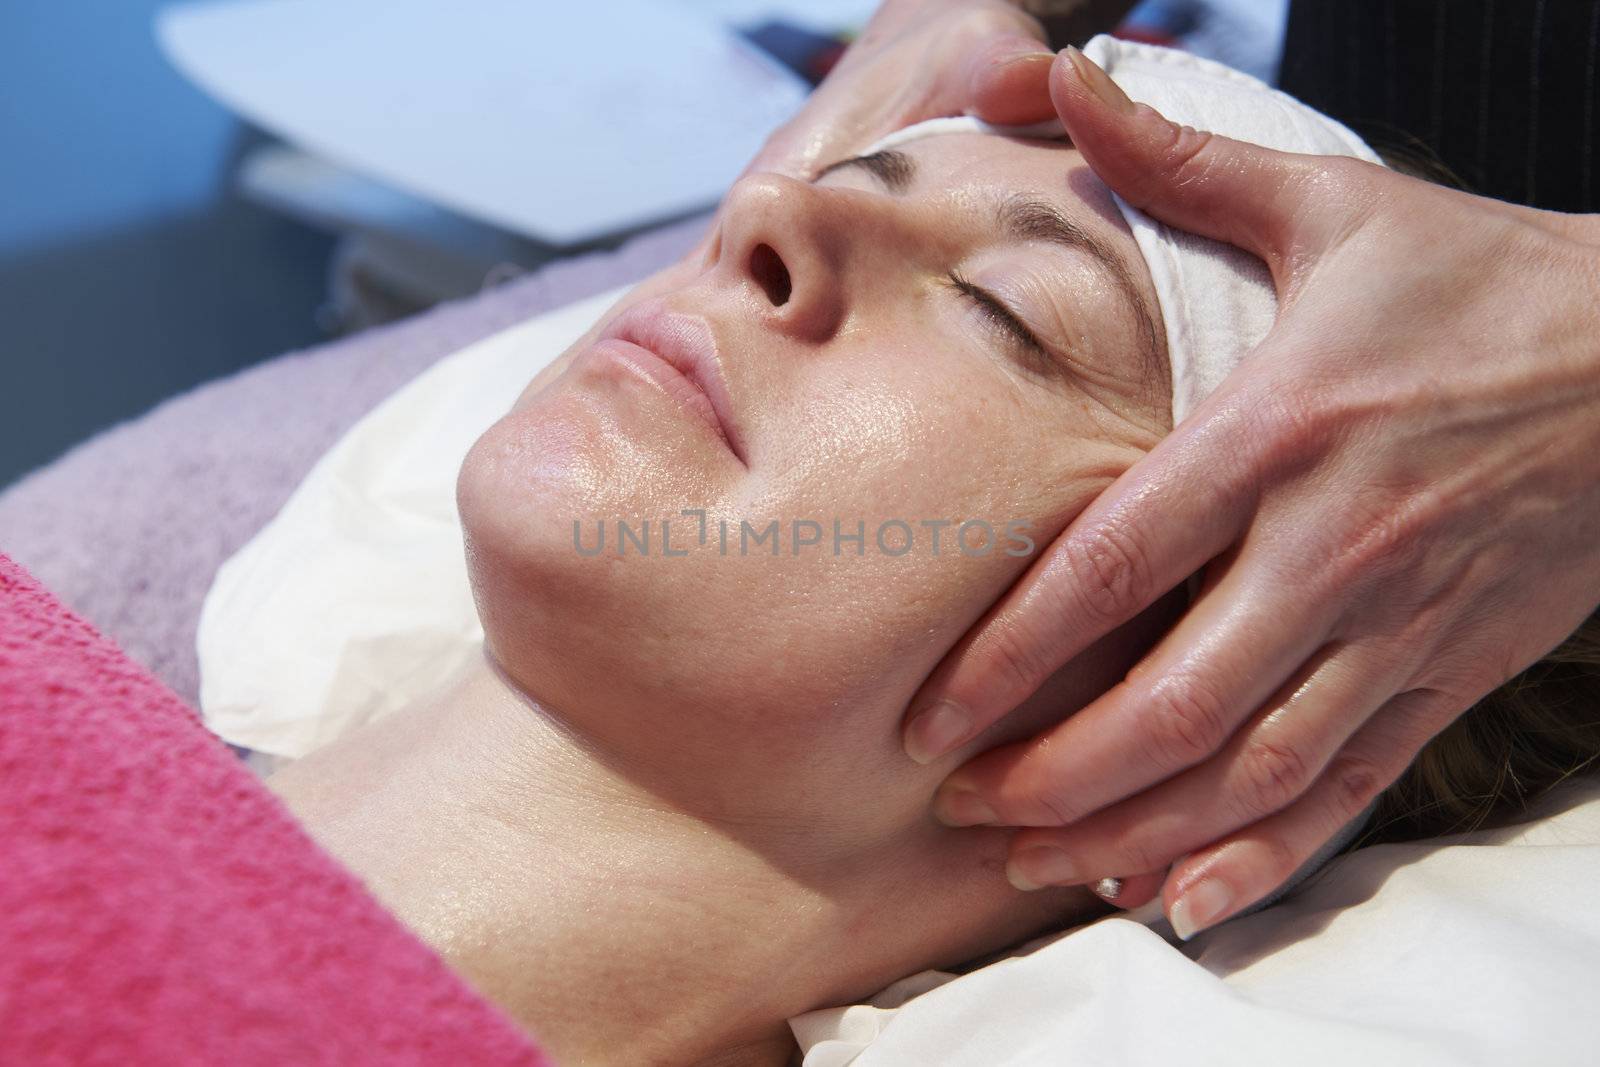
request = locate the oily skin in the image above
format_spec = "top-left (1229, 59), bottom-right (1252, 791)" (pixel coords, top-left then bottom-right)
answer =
top-left (459, 132), bottom-right (1169, 822)
top-left (272, 133), bottom-right (1175, 1067)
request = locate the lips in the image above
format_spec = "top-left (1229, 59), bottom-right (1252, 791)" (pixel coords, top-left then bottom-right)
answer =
top-left (596, 300), bottom-right (746, 464)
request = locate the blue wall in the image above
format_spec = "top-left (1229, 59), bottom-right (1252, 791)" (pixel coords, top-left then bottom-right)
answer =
top-left (0, 0), bottom-right (334, 489)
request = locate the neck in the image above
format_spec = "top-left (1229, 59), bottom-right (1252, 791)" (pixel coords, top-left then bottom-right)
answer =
top-left (268, 652), bottom-right (1085, 1066)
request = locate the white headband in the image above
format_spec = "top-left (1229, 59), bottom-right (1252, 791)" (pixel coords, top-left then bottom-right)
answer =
top-left (865, 35), bottom-right (1382, 425)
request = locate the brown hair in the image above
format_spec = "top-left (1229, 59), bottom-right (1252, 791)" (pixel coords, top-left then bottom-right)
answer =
top-left (1364, 609), bottom-right (1600, 845)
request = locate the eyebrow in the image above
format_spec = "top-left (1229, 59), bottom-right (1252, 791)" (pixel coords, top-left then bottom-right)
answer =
top-left (816, 149), bottom-right (916, 193)
top-left (995, 194), bottom-right (1163, 377)
top-left (818, 149), bottom-right (1163, 382)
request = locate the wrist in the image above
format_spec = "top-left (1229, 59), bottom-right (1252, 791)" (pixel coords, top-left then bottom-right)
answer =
top-left (1564, 212), bottom-right (1600, 248)
top-left (865, 0), bottom-right (968, 37)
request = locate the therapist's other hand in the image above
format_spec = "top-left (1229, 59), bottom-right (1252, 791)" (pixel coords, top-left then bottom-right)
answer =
top-left (742, 0), bottom-right (1055, 180)
top-left (910, 48), bottom-right (1600, 936)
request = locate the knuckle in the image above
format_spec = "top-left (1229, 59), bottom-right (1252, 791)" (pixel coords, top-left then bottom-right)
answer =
top-left (1286, 157), bottom-right (1380, 242)
top-left (1322, 154), bottom-right (1381, 196)
top-left (1332, 490), bottom-right (1441, 585)
top-left (1356, 510), bottom-right (1422, 574)
top-left (1411, 636), bottom-right (1479, 694)
top-left (1116, 833), bottom-right (1166, 877)
top-left (1028, 779), bottom-right (1087, 826)
top-left (1140, 671), bottom-right (1232, 770)
top-left (1059, 521), bottom-right (1153, 627)
top-left (1233, 740), bottom-right (1313, 821)
top-left (1255, 831), bottom-right (1304, 882)
top-left (1326, 753), bottom-right (1388, 822)
top-left (1136, 124), bottom-right (1220, 209)
top-left (1384, 687), bottom-right (1458, 751)
top-left (979, 622), bottom-right (1059, 703)
top-left (1251, 388), bottom-right (1336, 476)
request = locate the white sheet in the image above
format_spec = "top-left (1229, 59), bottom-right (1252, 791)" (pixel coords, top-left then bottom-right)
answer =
top-left (794, 780), bottom-right (1600, 1065)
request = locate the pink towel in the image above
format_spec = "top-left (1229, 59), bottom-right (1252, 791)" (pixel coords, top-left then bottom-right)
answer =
top-left (0, 553), bottom-right (553, 1066)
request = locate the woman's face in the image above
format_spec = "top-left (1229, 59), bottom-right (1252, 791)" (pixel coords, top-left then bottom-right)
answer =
top-left (458, 132), bottom-right (1169, 811)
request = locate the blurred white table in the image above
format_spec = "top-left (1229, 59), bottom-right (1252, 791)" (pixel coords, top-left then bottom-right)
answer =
top-left (157, 0), bottom-right (815, 247)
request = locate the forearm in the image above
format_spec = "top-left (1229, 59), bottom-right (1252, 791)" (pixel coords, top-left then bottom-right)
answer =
top-left (859, 0), bottom-right (1136, 50)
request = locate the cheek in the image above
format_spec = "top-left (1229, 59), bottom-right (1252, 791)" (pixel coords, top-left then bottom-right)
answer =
top-left (765, 332), bottom-right (1054, 537)
top-left (454, 321), bottom-right (1119, 743)
top-left (720, 340), bottom-right (1080, 696)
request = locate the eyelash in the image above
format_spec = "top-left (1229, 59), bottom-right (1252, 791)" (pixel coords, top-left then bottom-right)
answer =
top-left (947, 272), bottom-right (1047, 358)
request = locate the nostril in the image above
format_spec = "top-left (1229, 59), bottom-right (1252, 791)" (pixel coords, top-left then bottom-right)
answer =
top-left (748, 243), bottom-right (792, 307)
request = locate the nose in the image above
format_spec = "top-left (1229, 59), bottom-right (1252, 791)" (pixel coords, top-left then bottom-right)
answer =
top-left (712, 173), bottom-right (855, 343)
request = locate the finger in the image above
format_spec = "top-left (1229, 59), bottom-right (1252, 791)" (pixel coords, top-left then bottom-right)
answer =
top-left (1052, 45), bottom-right (1373, 275)
top-left (902, 396), bottom-right (1263, 764)
top-left (1159, 687), bottom-right (1456, 940)
top-left (966, 35), bottom-right (1056, 126)
top-left (931, 538), bottom-right (1344, 827)
top-left (993, 640), bottom-right (1406, 886)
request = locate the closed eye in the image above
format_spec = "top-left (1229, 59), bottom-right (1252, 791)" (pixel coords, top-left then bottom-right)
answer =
top-left (947, 271), bottom-right (1050, 362)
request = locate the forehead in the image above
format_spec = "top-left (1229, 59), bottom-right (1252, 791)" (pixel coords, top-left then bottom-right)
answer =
top-left (892, 132), bottom-right (1146, 277)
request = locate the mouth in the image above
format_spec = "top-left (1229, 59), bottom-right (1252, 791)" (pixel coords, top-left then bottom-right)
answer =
top-left (593, 300), bottom-right (747, 465)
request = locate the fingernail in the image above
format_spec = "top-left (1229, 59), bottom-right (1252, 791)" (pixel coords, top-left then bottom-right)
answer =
top-left (933, 787), bottom-right (997, 827)
top-left (997, 41), bottom-right (1052, 65)
top-left (1064, 45), bottom-right (1136, 115)
top-left (904, 700), bottom-right (973, 764)
top-left (1093, 876), bottom-right (1123, 901)
top-left (1006, 846), bottom-right (1079, 891)
top-left (1168, 879), bottom-right (1233, 941)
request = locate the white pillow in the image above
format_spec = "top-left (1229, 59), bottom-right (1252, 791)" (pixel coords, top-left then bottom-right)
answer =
top-left (198, 286), bottom-right (626, 757)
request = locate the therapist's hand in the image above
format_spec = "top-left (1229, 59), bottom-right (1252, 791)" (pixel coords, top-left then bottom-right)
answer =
top-left (908, 48), bottom-right (1600, 937)
top-left (741, 0), bottom-right (1055, 180)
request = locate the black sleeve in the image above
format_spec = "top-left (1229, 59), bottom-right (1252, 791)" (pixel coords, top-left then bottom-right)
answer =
top-left (1278, 0), bottom-right (1600, 212)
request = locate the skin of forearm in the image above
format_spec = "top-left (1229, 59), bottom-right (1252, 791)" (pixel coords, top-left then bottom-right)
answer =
top-left (861, 0), bottom-right (1138, 50)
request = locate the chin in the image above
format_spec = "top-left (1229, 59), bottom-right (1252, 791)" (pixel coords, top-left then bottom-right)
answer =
top-left (456, 395), bottom-right (739, 722)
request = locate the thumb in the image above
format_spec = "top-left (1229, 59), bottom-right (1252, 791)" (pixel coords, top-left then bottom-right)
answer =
top-left (965, 34), bottom-right (1056, 127)
top-left (1052, 46), bottom-right (1367, 275)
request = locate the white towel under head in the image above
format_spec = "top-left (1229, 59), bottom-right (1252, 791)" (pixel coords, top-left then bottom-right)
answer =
top-left (864, 34), bottom-right (1383, 426)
